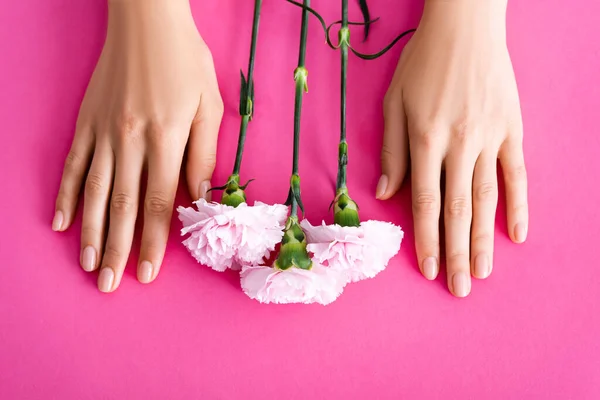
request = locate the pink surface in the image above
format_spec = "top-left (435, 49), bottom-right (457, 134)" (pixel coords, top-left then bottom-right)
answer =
top-left (1, 0), bottom-right (599, 398)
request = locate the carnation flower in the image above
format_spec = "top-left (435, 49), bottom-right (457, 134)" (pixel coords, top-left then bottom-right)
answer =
top-left (301, 219), bottom-right (403, 283)
top-left (177, 199), bottom-right (288, 271)
top-left (240, 262), bottom-right (345, 305)
top-left (240, 216), bottom-right (346, 305)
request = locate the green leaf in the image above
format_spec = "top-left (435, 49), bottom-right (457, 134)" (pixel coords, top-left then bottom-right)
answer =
top-left (357, 0), bottom-right (371, 41)
top-left (239, 70), bottom-right (248, 115)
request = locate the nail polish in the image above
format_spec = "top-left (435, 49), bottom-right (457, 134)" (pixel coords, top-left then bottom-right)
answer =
top-left (452, 272), bottom-right (471, 298)
top-left (514, 223), bottom-right (527, 243)
top-left (474, 254), bottom-right (489, 279)
top-left (138, 261), bottom-right (154, 284)
top-left (376, 175), bottom-right (388, 199)
top-left (81, 246), bottom-right (96, 272)
top-left (422, 257), bottom-right (438, 280)
top-left (52, 210), bottom-right (64, 231)
top-left (98, 268), bottom-right (115, 293)
top-left (199, 180), bottom-right (211, 201)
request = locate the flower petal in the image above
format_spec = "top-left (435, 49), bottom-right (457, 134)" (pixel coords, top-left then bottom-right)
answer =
top-left (178, 200), bottom-right (288, 272)
top-left (240, 264), bottom-right (346, 305)
top-left (303, 219), bottom-right (403, 283)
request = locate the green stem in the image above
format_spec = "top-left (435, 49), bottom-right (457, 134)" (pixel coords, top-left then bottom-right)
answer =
top-left (336, 0), bottom-right (349, 191)
top-left (297, 0), bottom-right (310, 67)
top-left (233, 115), bottom-right (250, 175)
top-left (289, 0), bottom-right (310, 217)
top-left (232, 0), bottom-right (263, 175)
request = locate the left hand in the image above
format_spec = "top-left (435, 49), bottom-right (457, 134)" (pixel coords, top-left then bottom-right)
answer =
top-left (377, 0), bottom-right (528, 297)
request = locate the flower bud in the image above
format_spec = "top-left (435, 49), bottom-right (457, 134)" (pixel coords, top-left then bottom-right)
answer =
top-left (333, 189), bottom-right (360, 227)
top-left (274, 217), bottom-right (313, 271)
top-left (221, 174), bottom-right (247, 208)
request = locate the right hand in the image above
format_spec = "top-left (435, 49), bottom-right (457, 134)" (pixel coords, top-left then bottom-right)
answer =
top-left (53, 0), bottom-right (224, 293)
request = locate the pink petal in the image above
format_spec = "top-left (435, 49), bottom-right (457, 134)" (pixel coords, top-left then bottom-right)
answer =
top-left (302, 219), bottom-right (403, 283)
top-left (240, 264), bottom-right (346, 305)
top-left (177, 200), bottom-right (288, 272)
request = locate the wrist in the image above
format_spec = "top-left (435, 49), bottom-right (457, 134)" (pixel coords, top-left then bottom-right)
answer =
top-left (107, 0), bottom-right (194, 31)
top-left (421, 0), bottom-right (507, 39)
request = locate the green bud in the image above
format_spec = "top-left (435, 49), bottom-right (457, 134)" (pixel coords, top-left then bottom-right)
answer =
top-left (339, 27), bottom-right (350, 47)
top-left (294, 66), bottom-right (309, 93)
top-left (333, 189), bottom-right (360, 227)
top-left (274, 217), bottom-right (313, 271)
top-left (221, 174), bottom-right (247, 208)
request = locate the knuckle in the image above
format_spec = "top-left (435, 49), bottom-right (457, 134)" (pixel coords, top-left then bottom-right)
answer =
top-left (145, 192), bottom-right (172, 216)
top-left (81, 226), bottom-right (100, 240)
top-left (472, 232), bottom-right (493, 246)
top-left (507, 164), bottom-right (527, 183)
top-left (475, 182), bottom-right (498, 202)
top-left (413, 192), bottom-right (439, 216)
top-left (413, 125), bottom-right (443, 150)
top-left (140, 239), bottom-right (164, 257)
top-left (64, 150), bottom-right (84, 172)
top-left (446, 196), bottom-right (472, 219)
top-left (147, 123), bottom-right (173, 147)
top-left (85, 172), bottom-right (105, 196)
top-left (115, 112), bottom-right (143, 142)
top-left (451, 121), bottom-right (476, 146)
top-left (202, 153), bottom-right (217, 171)
top-left (111, 192), bottom-right (135, 215)
top-left (510, 203), bottom-right (528, 218)
top-left (380, 144), bottom-right (396, 163)
top-left (103, 244), bottom-right (121, 264)
top-left (447, 252), bottom-right (470, 267)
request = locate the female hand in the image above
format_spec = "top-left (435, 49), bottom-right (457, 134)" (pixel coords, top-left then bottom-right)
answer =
top-left (53, 0), bottom-right (224, 292)
top-left (378, 0), bottom-right (528, 297)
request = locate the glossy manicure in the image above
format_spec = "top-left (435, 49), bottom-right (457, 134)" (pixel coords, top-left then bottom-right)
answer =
top-left (98, 268), bottom-right (115, 293)
top-left (375, 175), bottom-right (388, 199)
top-left (81, 246), bottom-right (97, 272)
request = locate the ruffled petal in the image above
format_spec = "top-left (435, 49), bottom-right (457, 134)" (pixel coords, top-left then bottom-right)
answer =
top-left (177, 200), bottom-right (288, 271)
top-left (301, 219), bottom-right (403, 283)
top-left (240, 264), bottom-right (345, 305)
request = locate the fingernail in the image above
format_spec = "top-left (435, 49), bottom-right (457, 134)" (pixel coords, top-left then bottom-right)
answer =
top-left (52, 210), bottom-right (64, 231)
top-left (199, 180), bottom-right (211, 201)
top-left (474, 254), bottom-right (489, 279)
top-left (376, 175), bottom-right (388, 199)
top-left (514, 223), bottom-right (527, 243)
top-left (452, 272), bottom-right (471, 298)
top-left (138, 261), bottom-right (154, 284)
top-left (422, 257), bottom-right (438, 280)
top-left (98, 267), bottom-right (115, 293)
top-left (81, 246), bottom-right (97, 272)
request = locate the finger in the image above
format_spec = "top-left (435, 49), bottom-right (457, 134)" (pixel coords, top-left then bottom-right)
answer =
top-left (138, 144), bottom-right (184, 284)
top-left (79, 141), bottom-right (114, 272)
top-left (97, 148), bottom-right (143, 293)
top-left (499, 134), bottom-right (528, 244)
top-left (378, 92), bottom-right (409, 200)
top-left (471, 152), bottom-right (498, 280)
top-left (444, 151), bottom-right (476, 298)
top-left (54, 127), bottom-right (94, 231)
top-left (410, 138), bottom-right (443, 281)
top-left (186, 94), bottom-right (223, 201)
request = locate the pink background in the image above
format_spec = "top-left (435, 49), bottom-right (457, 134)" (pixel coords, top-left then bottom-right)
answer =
top-left (1, 0), bottom-right (599, 398)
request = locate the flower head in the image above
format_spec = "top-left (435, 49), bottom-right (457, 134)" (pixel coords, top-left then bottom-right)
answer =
top-left (240, 216), bottom-right (346, 305)
top-left (240, 263), bottom-right (345, 305)
top-left (177, 199), bottom-right (288, 272)
top-left (301, 219), bottom-right (403, 283)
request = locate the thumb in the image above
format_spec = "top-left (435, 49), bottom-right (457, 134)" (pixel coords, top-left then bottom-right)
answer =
top-left (378, 94), bottom-right (409, 200)
top-left (186, 96), bottom-right (224, 201)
